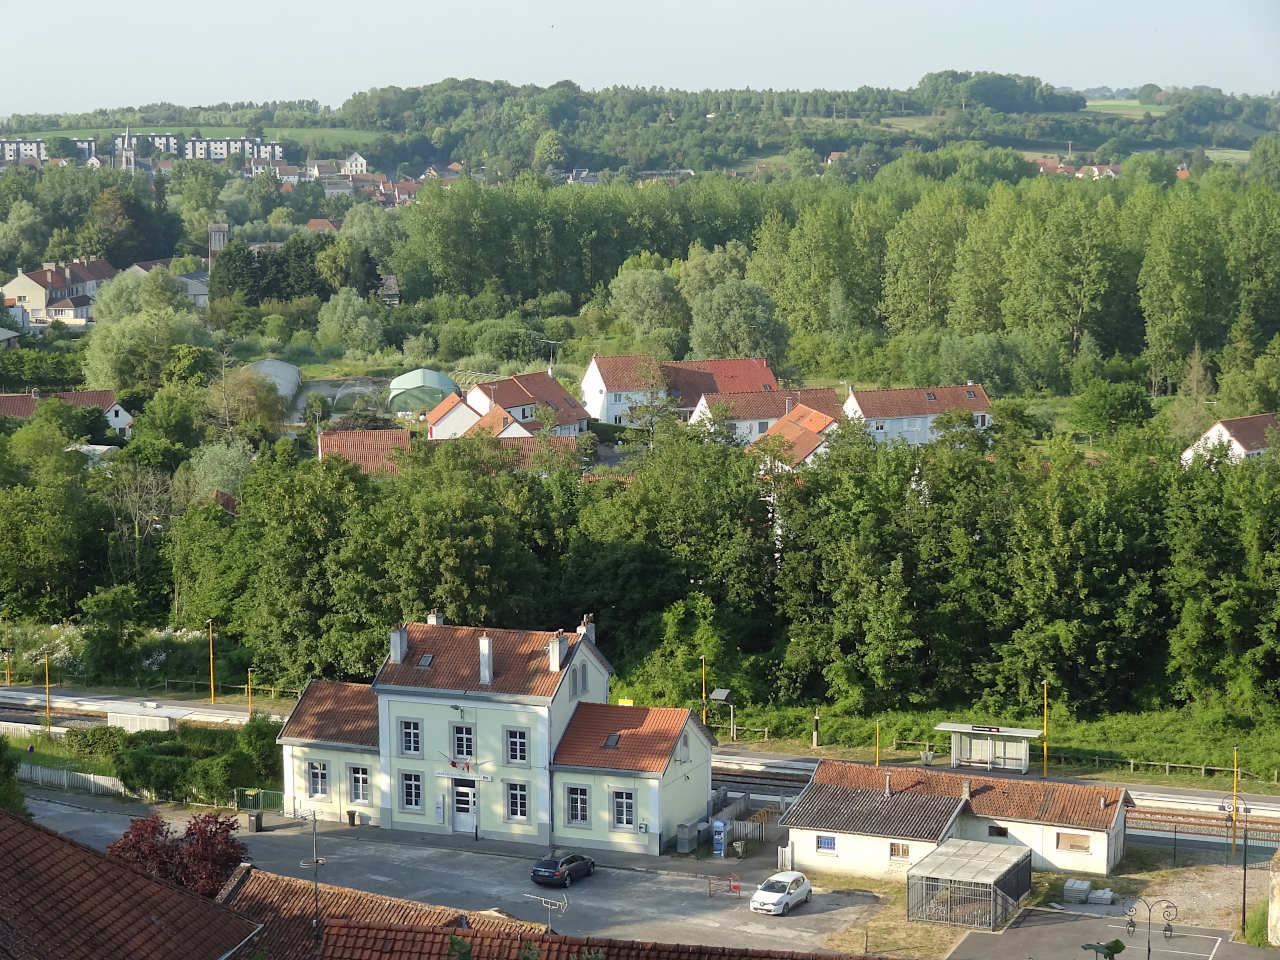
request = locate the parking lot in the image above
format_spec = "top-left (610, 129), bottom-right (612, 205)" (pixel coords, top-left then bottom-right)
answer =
top-left (951, 907), bottom-right (1271, 960)
top-left (29, 795), bottom-right (878, 953)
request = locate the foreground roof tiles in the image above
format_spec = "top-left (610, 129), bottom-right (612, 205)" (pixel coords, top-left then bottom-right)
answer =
top-left (1216, 412), bottom-right (1278, 452)
top-left (0, 389), bottom-right (117, 419)
top-left (809, 760), bottom-right (1125, 831)
top-left (278, 680), bottom-right (379, 750)
top-left (750, 403), bottom-right (839, 465)
top-left (218, 866), bottom-right (540, 960)
top-left (0, 810), bottom-right (261, 960)
top-left (553, 702), bottom-right (694, 774)
top-left (319, 920), bottom-right (871, 960)
top-left (847, 384), bottom-right (990, 419)
top-left (317, 428), bottom-right (411, 474)
top-left (498, 435), bottom-right (579, 468)
top-left (375, 623), bottom-right (593, 698)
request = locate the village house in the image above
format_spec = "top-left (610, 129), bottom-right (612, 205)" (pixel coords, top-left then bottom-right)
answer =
top-left (748, 402), bottom-right (841, 469)
top-left (0, 258), bottom-right (119, 325)
top-left (317, 428), bottom-right (412, 474)
top-left (779, 760), bottom-right (1128, 879)
top-left (342, 152), bottom-right (368, 175)
top-left (278, 614), bottom-right (714, 855)
top-left (844, 384), bottom-right (992, 445)
top-left (424, 393), bottom-right (482, 438)
top-left (0, 326), bottom-right (20, 350)
top-left (1181, 412), bottom-right (1278, 466)
top-left (580, 354), bottom-right (780, 425)
top-left (0, 388), bottom-right (134, 435)
top-left (689, 387), bottom-right (842, 442)
top-left (467, 371), bottom-right (590, 436)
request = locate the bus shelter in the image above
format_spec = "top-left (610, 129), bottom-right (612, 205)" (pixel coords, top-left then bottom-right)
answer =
top-left (934, 722), bottom-right (1041, 773)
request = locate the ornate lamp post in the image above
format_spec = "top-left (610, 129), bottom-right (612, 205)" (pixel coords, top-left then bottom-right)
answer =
top-left (1220, 795), bottom-right (1251, 934)
top-left (1125, 897), bottom-right (1178, 960)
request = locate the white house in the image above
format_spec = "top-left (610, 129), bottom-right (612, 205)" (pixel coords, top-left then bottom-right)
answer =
top-left (779, 761), bottom-right (1128, 879)
top-left (342, 152), bottom-right (368, 176)
top-left (748, 403), bottom-right (841, 469)
top-left (1181, 413), bottom-right (1277, 467)
top-left (844, 384), bottom-right (992, 445)
top-left (467, 372), bottom-right (589, 437)
top-left (689, 388), bottom-right (842, 443)
top-left (424, 393), bottom-right (482, 439)
top-left (0, 389), bottom-right (133, 436)
top-left (580, 354), bottom-right (780, 425)
top-left (278, 614), bottom-right (713, 855)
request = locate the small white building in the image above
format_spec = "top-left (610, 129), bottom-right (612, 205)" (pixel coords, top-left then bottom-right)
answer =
top-left (580, 354), bottom-right (780, 425)
top-left (1181, 413), bottom-right (1277, 467)
top-left (779, 760), bottom-right (1128, 878)
top-left (934, 722), bottom-right (1042, 774)
top-left (844, 384), bottom-right (992, 445)
top-left (424, 394), bottom-right (482, 439)
top-left (689, 388), bottom-right (842, 443)
top-left (467, 371), bottom-right (589, 437)
top-left (342, 152), bottom-right (368, 176)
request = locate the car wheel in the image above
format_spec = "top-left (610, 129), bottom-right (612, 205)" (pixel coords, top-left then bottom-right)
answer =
top-left (564, 874), bottom-right (573, 888)
top-left (781, 901), bottom-right (789, 917)
top-left (588, 863), bottom-right (595, 876)
top-left (804, 890), bottom-right (811, 903)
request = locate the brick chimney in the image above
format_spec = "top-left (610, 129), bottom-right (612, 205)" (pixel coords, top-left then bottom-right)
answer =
top-left (549, 631), bottom-right (568, 672)
top-left (478, 634), bottom-right (493, 684)
top-left (389, 625), bottom-right (408, 664)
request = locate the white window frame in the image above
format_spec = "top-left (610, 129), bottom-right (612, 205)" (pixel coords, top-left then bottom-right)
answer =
top-left (611, 790), bottom-right (635, 831)
top-left (399, 719), bottom-right (421, 757)
top-left (453, 724), bottom-right (474, 760)
top-left (306, 761), bottom-right (328, 798)
top-left (566, 784), bottom-right (590, 827)
top-left (889, 842), bottom-right (910, 860)
top-left (504, 726), bottom-right (529, 766)
top-left (816, 834), bottom-right (837, 854)
top-left (757, 421), bottom-right (768, 434)
top-left (400, 771), bottom-right (423, 812)
top-left (504, 780), bottom-right (529, 822)
top-left (348, 764), bottom-right (370, 804)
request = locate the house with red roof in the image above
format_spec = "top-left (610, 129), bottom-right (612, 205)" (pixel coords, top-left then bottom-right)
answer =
top-left (779, 759), bottom-right (1128, 879)
top-left (580, 354), bottom-right (780, 426)
top-left (748, 402), bottom-right (841, 468)
top-left (423, 392), bottom-right (482, 439)
top-left (1180, 412), bottom-right (1277, 467)
top-left (0, 257), bottom-right (119, 326)
top-left (690, 387), bottom-right (842, 443)
top-left (466, 371), bottom-right (589, 436)
top-left (844, 384), bottom-right (992, 446)
top-left (0, 388), bottom-right (134, 435)
top-left (278, 613), bottom-right (713, 855)
top-left (317, 428), bottom-right (411, 474)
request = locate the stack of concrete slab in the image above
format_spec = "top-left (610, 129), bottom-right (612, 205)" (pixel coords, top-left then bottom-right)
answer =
top-left (1087, 888), bottom-right (1115, 904)
top-left (1064, 878), bottom-right (1092, 904)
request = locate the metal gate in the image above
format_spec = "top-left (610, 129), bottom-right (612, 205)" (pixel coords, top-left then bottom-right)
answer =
top-left (236, 787), bottom-right (284, 812)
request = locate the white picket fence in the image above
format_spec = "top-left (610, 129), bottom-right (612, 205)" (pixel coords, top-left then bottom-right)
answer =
top-left (17, 762), bottom-right (130, 797)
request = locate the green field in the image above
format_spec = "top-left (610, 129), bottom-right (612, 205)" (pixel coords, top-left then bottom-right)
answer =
top-left (1085, 99), bottom-right (1172, 117)
top-left (1206, 147), bottom-right (1251, 163)
top-left (12, 125), bottom-right (383, 151)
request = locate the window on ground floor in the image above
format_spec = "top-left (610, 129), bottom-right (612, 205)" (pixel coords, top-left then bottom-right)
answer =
top-left (505, 782), bottom-right (528, 821)
top-left (401, 772), bottom-right (422, 811)
top-left (889, 842), bottom-right (910, 860)
top-left (567, 786), bottom-right (589, 826)
top-left (816, 835), bottom-right (836, 853)
top-left (1056, 831), bottom-right (1090, 852)
top-left (611, 790), bottom-right (635, 829)
top-left (349, 766), bottom-right (369, 803)
top-left (307, 762), bottom-right (328, 798)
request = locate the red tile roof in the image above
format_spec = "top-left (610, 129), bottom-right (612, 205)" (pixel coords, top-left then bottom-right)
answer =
top-left (218, 866), bottom-right (540, 960)
top-left (466, 406), bottom-right (533, 437)
top-left (1217, 412), bottom-right (1278, 452)
top-left (553, 702), bottom-right (698, 774)
top-left (590, 355), bottom-right (780, 402)
top-left (469, 372), bottom-right (587, 428)
top-left (0, 810), bottom-right (261, 960)
top-left (306, 218), bottom-right (342, 232)
top-left (700, 387), bottom-right (841, 422)
top-left (278, 680), bottom-right (379, 749)
top-left (812, 761), bottom-right (1126, 831)
top-left (375, 623), bottom-right (604, 698)
top-left (318, 920), bottom-right (872, 960)
top-left (0, 389), bottom-right (117, 419)
top-left (750, 403), bottom-right (838, 465)
top-left (498, 435), bottom-right (579, 468)
top-left (317, 429), bottom-right (411, 474)
top-left (847, 384), bottom-right (990, 419)
top-left (23, 267), bottom-right (67, 290)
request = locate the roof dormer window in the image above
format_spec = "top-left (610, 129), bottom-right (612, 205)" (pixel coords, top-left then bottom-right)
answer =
top-left (602, 733), bottom-right (620, 749)
top-left (925, 392), bottom-right (936, 401)
top-left (965, 390), bottom-right (976, 399)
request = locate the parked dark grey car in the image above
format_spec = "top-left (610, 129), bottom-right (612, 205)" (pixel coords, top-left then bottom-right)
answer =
top-left (530, 853), bottom-right (595, 887)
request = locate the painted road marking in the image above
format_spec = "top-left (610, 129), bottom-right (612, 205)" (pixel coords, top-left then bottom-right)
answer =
top-left (1105, 925), bottom-right (1222, 960)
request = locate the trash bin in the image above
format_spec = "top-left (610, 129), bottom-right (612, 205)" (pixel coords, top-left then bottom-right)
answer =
top-left (732, 840), bottom-right (746, 859)
top-left (921, 750), bottom-right (935, 766)
top-left (346, 809), bottom-right (357, 827)
top-left (247, 811), bottom-right (262, 833)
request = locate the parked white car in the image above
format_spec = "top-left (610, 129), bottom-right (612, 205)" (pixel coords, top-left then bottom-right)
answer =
top-left (749, 871), bottom-right (811, 916)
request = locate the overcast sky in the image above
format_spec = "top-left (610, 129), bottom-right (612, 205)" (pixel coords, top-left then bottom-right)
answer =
top-left (4, 0), bottom-right (1279, 115)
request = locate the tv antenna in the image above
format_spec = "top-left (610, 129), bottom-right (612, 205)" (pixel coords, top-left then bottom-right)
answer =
top-left (299, 811), bottom-right (327, 943)
top-left (522, 891), bottom-right (568, 933)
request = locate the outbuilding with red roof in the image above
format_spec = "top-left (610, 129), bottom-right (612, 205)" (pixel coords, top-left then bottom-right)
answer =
top-left (844, 383), bottom-right (991, 446)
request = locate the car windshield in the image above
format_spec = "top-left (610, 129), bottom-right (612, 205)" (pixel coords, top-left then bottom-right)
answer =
top-left (759, 880), bottom-right (788, 893)
top-left (534, 859), bottom-right (560, 869)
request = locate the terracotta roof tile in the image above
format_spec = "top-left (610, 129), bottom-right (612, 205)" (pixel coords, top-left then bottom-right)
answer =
top-left (1217, 412), bottom-right (1278, 452)
top-left (219, 866), bottom-right (540, 960)
top-left (749, 403), bottom-right (838, 465)
top-left (375, 623), bottom-right (606, 698)
top-left (317, 429), bottom-right (411, 474)
top-left (498, 435), bottom-right (578, 468)
top-left (847, 384), bottom-right (991, 419)
top-left (701, 387), bottom-right (841, 421)
top-left (465, 406), bottom-right (533, 437)
top-left (469, 372), bottom-right (586, 428)
top-left (0, 389), bottom-right (116, 419)
top-left (278, 680), bottom-right (379, 749)
top-left (810, 761), bottom-right (1125, 831)
top-left (553, 702), bottom-right (696, 774)
top-left (318, 920), bottom-right (874, 960)
top-left (0, 810), bottom-right (261, 960)
top-left (425, 392), bottom-right (468, 424)
top-left (590, 355), bottom-right (780, 402)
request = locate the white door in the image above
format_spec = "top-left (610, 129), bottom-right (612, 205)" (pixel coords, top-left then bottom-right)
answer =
top-left (453, 781), bottom-right (476, 833)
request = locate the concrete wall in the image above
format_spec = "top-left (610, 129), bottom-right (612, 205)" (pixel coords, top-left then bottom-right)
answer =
top-left (951, 814), bottom-right (1113, 874)
top-left (789, 827), bottom-right (937, 879)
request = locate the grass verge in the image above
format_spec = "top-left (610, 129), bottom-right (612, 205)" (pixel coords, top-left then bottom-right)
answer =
top-left (6, 732), bottom-right (114, 776)
top-left (810, 871), bottom-right (964, 959)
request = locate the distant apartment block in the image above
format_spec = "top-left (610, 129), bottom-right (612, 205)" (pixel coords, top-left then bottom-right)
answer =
top-left (0, 138), bottom-right (97, 162)
top-left (185, 137), bottom-right (284, 161)
top-left (114, 132), bottom-right (180, 155)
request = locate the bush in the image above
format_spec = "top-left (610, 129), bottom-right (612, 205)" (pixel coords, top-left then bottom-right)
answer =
top-left (236, 715), bottom-right (284, 781)
top-left (183, 749), bottom-right (256, 805)
top-left (175, 723), bottom-right (238, 757)
top-left (64, 725), bottom-right (128, 760)
top-left (114, 748), bottom-right (195, 800)
top-left (125, 728), bottom-right (179, 748)
top-left (1244, 902), bottom-right (1269, 947)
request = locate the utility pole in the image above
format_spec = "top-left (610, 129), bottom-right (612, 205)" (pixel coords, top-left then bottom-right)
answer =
top-left (1043, 680), bottom-right (1049, 779)
top-left (1232, 746), bottom-right (1239, 855)
top-left (207, 619), bottom-right (216, 705)
top-left (247, 668), bottom-right (254, 716)
top-left (699, 655), bottom-right (707, 726)
top-left (44, 654), bottom-right (50, 727)
top-left (875, 720), bottom-right (881, 766)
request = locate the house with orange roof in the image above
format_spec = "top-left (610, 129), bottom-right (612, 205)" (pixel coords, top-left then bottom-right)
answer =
top-left (423, 392), bottom-right (482, 439)
top-left (690, 387), bottom-right (842, 443)
top-left (580, 354), bottom-right (780, 425)
top-left (0, 257), bottom-right (118, 326)
top-left (278, 613), bottom-right (713, 855)
top-left (844, 383), bottom-right (992, 446)
top-left (748, 402), bottom-right (841, 468)
top-left (466, 371), bottom-right (589, 436)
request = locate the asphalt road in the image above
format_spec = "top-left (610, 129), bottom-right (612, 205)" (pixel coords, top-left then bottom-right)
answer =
top-left (29, 797), bottom-right (876, 952)
top-left (951, 907), bottom-right (1271, 960)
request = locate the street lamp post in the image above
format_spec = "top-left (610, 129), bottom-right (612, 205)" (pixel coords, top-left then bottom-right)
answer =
top-left (1220, 796), bottom-right (1251, 934)
top-left (247, 667), bottom-right (254, 717)
top-left (698, 655), bottom-right (706, 726)
top-left (206, 619), bottom-right (216, 705)
top-left (1125, 897), bottom-right (1178, 960)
